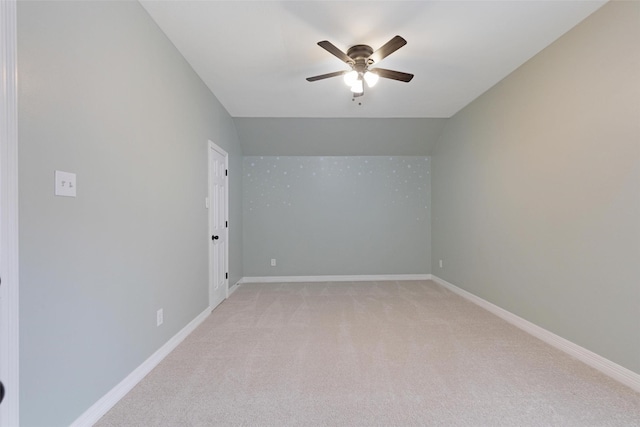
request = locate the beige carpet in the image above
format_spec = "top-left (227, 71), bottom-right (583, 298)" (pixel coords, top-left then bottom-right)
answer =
top-left (96, 280), bottom-right (640, 426)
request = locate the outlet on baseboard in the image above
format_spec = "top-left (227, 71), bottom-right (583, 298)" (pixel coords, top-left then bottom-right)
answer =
top-left (156, 308), bottom-right (163, 326)
top-left (271, 258), bottom-right (276, 267)
top-left (439, 260), bottom-right (443, 268)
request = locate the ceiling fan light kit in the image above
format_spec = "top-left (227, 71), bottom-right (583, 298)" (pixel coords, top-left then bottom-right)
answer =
top-left (350, 79), bottom-right (364, 94)
top-left (364, 71), bottom-right (379, 88)
top-left (343, 70), bottom-right (358, 86)
top-left (306, 35), bottom-right (414, 100)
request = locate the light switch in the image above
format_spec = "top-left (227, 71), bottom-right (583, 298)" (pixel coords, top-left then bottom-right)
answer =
top-left (55, 170), bottom-right (76, 197)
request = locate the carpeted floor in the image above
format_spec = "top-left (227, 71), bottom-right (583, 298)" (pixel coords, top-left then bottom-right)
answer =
top-left (96, 280), bottom-right (640, 426)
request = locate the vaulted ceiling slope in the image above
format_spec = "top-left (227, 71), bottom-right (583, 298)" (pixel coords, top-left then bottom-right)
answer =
top-left (140, 1), bottom-right (606, 119)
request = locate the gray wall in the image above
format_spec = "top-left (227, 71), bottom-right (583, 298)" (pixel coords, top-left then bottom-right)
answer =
top-left (243, 156), bottom-right (430, 276)
top-left (18, 1), bottom-right (242, 425)
top-left (234, 118), bottom-right (447, 156)
top-left (431, 1), bottom-right (639, 374)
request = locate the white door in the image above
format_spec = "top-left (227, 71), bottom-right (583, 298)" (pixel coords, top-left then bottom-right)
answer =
top-left (1, 2), bottom-right (19, 424)
top-left (208, 141), bottom-right (228, 309)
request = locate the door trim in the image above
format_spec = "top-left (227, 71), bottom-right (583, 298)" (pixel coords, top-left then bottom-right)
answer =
top-left (207, 140), bottom-right (229, 309)
top-left (0, 0), bottom-right (20, 424)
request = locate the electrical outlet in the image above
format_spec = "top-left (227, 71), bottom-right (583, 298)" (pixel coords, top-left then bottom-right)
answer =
top-left (156, 308), bottom-right (163, 326)
top-left (439, 260), bottom-right (443, 268)
top-left (271, 259), bottom-right (276, 267)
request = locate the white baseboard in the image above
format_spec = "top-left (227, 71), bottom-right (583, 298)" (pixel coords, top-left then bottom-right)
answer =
top-left (240, 274), bottom-right (432, 284)
top-left (431, 275), bottom-right (640, 393)
top-left (228, 279), bottom-right (241, 295)
top-left (70, 307), bottom-right (211, 427)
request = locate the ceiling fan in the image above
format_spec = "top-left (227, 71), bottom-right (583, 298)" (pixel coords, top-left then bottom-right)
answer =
top-left (306, 35), bottom-right (414, 98)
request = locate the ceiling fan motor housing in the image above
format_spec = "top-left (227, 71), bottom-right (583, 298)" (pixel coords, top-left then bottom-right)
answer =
top-left (347, 45), bottom-right (375, 73)
top-left (347, 44), bottom-right (374, 60)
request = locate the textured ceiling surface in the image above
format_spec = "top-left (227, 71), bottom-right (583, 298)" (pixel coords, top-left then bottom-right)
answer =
top-left (140, 0), bottom-right (605, 119)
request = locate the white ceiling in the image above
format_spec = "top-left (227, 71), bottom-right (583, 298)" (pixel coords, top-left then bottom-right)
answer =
top-left (140, 0), bottom-right (606, 119)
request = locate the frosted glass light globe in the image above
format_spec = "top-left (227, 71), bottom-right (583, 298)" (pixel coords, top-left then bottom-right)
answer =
top-left (343, 70), bottom-right (358, 86)
top-left (350, 79), bottom-right (364, 94)
top-left (364, 71), bottom-right (379, 88)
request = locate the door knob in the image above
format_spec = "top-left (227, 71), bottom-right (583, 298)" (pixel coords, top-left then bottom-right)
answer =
top-left (212, 235), bottom-right (219, 240)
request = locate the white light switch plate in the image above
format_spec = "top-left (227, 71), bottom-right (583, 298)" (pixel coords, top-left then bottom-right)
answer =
top-left (55, 170), bottom-right (76, 197)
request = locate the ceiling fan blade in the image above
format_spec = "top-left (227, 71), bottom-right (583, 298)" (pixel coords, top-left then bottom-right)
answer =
top-left (369, 36), bottom-right (407, 64)
top-left (306, 70), bottom-right (347, 82)
top-left (317, 41), bottom-right (353, 64)
top-left (371, 68), bottom-right (414, 83)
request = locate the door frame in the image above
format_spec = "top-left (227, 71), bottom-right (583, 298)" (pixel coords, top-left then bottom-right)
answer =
top-left (207, 140), bottom-right (229, 309)
top-left (0, 0), bottom-right (20, 424)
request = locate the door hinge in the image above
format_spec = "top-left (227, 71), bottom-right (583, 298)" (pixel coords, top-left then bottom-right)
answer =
top-left (225, 169), bottom-right (228, 176)
top-left (225, 272), bottom-right (228, 279)
top-left (226, 221), bottom-right (228, 228)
